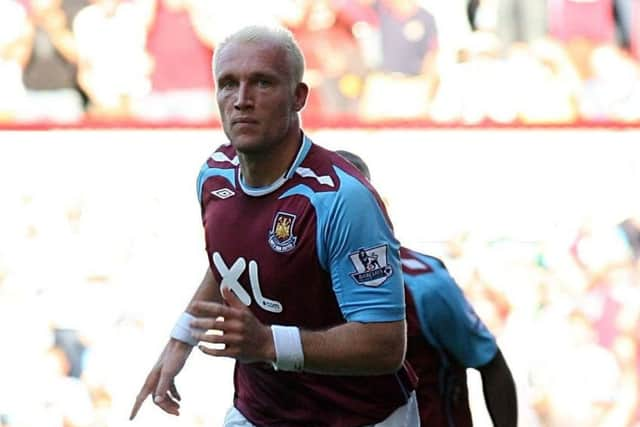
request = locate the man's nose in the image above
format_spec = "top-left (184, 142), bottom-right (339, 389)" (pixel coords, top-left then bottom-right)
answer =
top-left (234, 82), bottom-right (254, 110)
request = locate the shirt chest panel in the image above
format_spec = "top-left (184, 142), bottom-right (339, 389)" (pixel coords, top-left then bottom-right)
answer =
top-left (202, 188), bottom-right (338, 325)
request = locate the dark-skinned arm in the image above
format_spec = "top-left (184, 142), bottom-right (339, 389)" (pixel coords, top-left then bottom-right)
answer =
top-left (478, 348), bottom-right (518, 427)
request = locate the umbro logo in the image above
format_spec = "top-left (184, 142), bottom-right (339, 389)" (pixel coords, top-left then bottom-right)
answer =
top-left (211, 188), bottom-right (235, 199)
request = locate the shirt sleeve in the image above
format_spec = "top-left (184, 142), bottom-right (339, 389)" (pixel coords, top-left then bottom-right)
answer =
top-left (321, 167), bottom-right (405, 323)
top-left (410, 267), bottom-right (498, 368)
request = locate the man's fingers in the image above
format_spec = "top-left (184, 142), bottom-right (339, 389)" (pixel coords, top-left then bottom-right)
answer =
top-left (196, 330), bottom-right (236, 346)
top-left (129, 370), bottom-right (159, 420)
top-left (221, 286), bottom-right (244, 308)
top-left (190, 317), bottom-right (243, 333)
top-left (169, 383), bottom-right (181, 402)
top-left (129, 392), bottom-right (148, 420)
top-left (153, 375), bottom-right (181, 416)
top-left (190, 317), bottom-right (222, 330)
top-left (199, 344), bottom-right (234, 358)
top-left (153, 373), bottom-right (174, 409)
top-left (191, 300), bottom-right (234, 317)
top-left (154, 394), bottom-right (180, 416)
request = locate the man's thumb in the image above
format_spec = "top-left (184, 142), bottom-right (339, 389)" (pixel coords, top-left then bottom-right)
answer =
top-left (154, 373), bottom-right (171, 403)
top-left (221, 285), bottom-right (242, 308)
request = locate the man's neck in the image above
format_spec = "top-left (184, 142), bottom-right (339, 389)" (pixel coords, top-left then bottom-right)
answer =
top-left (239, 129), bottom-right (303, 188)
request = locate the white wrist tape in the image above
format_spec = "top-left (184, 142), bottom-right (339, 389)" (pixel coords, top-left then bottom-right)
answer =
top-left (170, 312), bottom-right (205, 346)
top-left (271, 325), bottom-right (304, 372)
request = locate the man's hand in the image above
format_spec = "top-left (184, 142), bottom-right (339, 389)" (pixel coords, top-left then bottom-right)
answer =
top-left (191, 286), bottom-right (275, 364)
top-left (129, 340), bottom-right (193, 420)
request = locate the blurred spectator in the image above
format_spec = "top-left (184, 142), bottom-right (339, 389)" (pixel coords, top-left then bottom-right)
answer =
top-left (618, 208), bottom-right (640, 301)
top-left (132, 0), bottom-right (217, 123)
top-left (20, 0), bottom-right (88, 123)
top-left (0, 0), bottom-right (32, 122)
top-left (631, 0), bottom-right (640, 59)
top-left (548, 0), bottom-right (617, 45)
top-left (87, 385), bottom-right (114, 427)
top-left (429, 33), bottom-right (582, 124)
top-left (471, 0), bottom-right (498, 32)
top-left (342, 0), bottom-right (382, 71)
top-left (284, 0), bottom-right (368, 118)
top-left (428, 31), bottom-right (516, 123)
top-left (34, 346), bottom-right (95, 427)
top-left (619, 211), bottom-right (640, 263)
top-left (206, 0), bottom-right (285, 43)
top-left (531, 308), bottom-right (624, 426)
top-left (515, 38), bottom-right (580, 123)
top-left (578, 44), bottom-right (640, 122)
top-left (376, 0), bottom-right (438, 75)
top-left (569, 212), bottom-right (637, 350)
top-left (359, 0), bottom-right (439, 119)
top-left (422, 0), bottom-right (473, 59)
top-left (495, 0), bottom-right (547, 49)
top-left (466, 0), bottom-right (480, 30)
top-left (73, 0), bottom-right (154, 118)
top-left (53, 327), bottom-right (87, 379)
top-left (613, 0), bottom-right (635, 50)
top-left (605, 307), bottom-right (640, 426)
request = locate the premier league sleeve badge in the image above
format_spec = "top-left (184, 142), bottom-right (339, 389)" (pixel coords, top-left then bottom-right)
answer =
top-left (349, 245), bottom-right (394, 287)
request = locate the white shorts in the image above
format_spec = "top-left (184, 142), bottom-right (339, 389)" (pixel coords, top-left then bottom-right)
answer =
top-left (223, 391), bottom-right (420, 427)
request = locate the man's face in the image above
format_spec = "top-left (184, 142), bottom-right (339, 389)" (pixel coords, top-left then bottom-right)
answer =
top-left (215, 39), bottom-right (307, 154)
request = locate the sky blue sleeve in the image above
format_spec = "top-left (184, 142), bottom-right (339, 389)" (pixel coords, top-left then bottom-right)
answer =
top-left (320, 167), bottom-right (405, 323)
top-left (196, 162), bottom-right (236, 204)
top-left (196, 161), bottom-right (210, 203)
top-left (408, 262), bottom-right (497, 368)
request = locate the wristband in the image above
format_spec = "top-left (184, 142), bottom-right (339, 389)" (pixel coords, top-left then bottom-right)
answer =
top-left (170, 312), bottom-right (205, 346)
top-left (271, 325), bottom-right (304, 372)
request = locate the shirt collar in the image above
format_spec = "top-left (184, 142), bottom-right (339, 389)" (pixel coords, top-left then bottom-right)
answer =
top-left (238, 133), bottom-right (312, 197)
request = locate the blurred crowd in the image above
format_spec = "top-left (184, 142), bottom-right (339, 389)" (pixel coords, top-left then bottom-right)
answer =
top-left (1, 0), bottom-right (640, 125)
top-left (445, 216), bottom-right (640, 427)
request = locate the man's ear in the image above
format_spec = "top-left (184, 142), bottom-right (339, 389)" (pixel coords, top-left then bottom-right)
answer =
top-left (293, 82), bottom-right (309, 112)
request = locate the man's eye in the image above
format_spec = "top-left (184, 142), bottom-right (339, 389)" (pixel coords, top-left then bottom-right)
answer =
top-left (220, 81), bottom-right (237, 89)
top-left (258, 80), bottom-right (271, 87)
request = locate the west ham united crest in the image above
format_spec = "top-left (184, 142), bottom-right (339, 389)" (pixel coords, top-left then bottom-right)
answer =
top-left (349, 244), bottom-right (393, 287)
top-left (268, 211), bottom-right (297, 253)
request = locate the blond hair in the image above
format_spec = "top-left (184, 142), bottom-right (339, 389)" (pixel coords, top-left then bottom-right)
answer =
top-left (213, 25), bottom-right (305, 86)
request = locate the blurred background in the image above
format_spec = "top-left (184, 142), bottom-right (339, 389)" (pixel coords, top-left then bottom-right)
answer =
top-left (1, 0), bottom-right (640, 426)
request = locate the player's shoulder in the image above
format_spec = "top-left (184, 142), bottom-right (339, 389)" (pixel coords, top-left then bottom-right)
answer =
top-left (196, 143), bottom-right (237, 203)
top-left (401, 247), bottom-right (462, 300)
top-left (203, 143), bottom-right (238, 170)
top-left (197, 143), bottom-right (237, 180)
top-left (400, 247), bottom-right (449, 275)
top-left (402, 248), bottom-right (473, 321)
top-left (296, 142), bottom-right (373, 196)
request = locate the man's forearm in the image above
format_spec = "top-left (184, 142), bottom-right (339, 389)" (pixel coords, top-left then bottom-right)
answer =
top-left (166, 268), bottom-right (221, 347)
top-left (480, 349), bottom-right (518, 427)
top-left (187, 270), bottom-right (406, 375)
top-left (299, 320), bottom-right (406, 375)
top-left (186, 267), bottom-right (222, 313)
